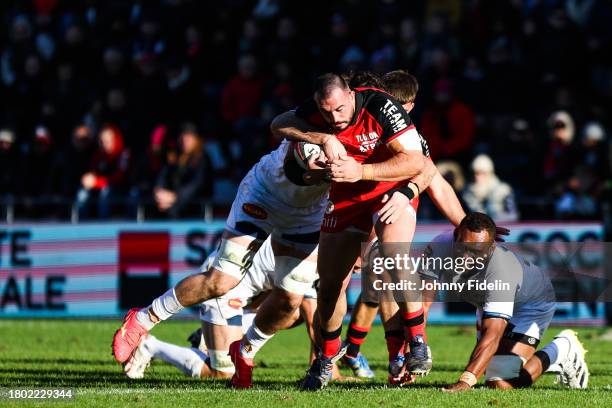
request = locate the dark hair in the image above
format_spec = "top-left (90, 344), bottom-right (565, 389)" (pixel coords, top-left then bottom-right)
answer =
top-left (344, 70), bottom-right (384, 89)
top-left (456, 212), bottom-right (496, 240)
top-left (381, 70), bottom-right (419, 104)
top-left (314, 73), bottom-right (348, 99)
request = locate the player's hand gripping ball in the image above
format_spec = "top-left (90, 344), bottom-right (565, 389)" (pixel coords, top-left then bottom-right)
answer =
top-left (292, 141), bottom-right (323, 170)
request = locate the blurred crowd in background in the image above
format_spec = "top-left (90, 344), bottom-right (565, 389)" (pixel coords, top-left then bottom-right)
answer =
top-left (0, 0), bottom-right (610, 221)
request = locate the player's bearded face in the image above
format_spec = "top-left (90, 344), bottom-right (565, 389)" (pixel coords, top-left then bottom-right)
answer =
top-left (316, 88), bottom-right (355, 131)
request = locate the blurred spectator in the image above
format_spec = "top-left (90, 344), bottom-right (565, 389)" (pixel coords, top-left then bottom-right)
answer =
top-left (556, 121), bottom-right (609, 219)
top-left (463, 154), bottom-right (519, 222)
top-left (76, 125), bottom-right (131, 219)
top-left (60, 124), bottom-right (96, 197)
top-left (19, 126), bottom-right (62, 217)
top-left (543, 111), bottom-right (579, 193)
top-left (437, 160), bottom-right (465, 192)
top-left (129, 124), bottom-right (174, 214)
top-left (154, 124), bottom-right (213, 218)
top-left (555, 167), bottom-right (599, 219)
top-left (221, 54), bottom-right (264, 126)
top-left (493, 118), bottom-right (543, 196)
top-left (0, 129), bottom-right (18, 204)
top-left (419, 160), bottom-right (466, 220)
top-left (0, 1), bottom-right (610, 221)
top-left (579, 121), bottom-right (608, 178)
top-left (420, 79), bottom-right (476, 164)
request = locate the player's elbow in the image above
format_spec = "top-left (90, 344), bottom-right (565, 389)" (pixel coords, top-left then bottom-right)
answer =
top-left (404, 151), bottom-right (425, 178)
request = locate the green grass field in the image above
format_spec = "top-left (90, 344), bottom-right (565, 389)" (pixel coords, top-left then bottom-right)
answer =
top-left (1, 320), bottom-right (611, 407)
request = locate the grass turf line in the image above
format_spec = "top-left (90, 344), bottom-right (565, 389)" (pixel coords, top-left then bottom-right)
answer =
top-left (0, 320), bottom-right (611, 407)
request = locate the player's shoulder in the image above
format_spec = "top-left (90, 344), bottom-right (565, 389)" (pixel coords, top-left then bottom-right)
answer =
top-left (357, 88), bottom-right (412, 135)
top-left (357, 87), bottom-right (397, 111)
top-left (488, 245), bottom-right (523, 279)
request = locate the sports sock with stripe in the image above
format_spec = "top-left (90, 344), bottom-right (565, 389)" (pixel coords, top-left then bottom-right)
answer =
top-left (385, 329), bottom-right (404, 361)
top-left (345, 324), bottom-right (369, 358)
top-left (321, 327), bottom-right (342, 358)
top-left (403, 308), bottom-right (426, 342)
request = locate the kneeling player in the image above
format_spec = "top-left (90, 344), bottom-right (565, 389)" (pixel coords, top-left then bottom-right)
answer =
top-left (123, 238), bottom-right (324, 380)
top-left (418, 212), bottom-right (588, 392)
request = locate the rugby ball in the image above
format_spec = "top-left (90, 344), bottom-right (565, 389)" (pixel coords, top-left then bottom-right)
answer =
top-left (292, 141), bottom-right (322, 170)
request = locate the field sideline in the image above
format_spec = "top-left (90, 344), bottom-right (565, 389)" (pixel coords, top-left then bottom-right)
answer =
top-left (1, 320), bottom-right (611, 407)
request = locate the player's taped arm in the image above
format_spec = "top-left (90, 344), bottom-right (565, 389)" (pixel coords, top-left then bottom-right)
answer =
top-left (361, 139), bottom-right (425, 182)
top-left (270, 111), bottom-right (333, 144)
top-left (427, 169), bottom-right (466, 227)
top-left (391, 181), bottom-right (420, 200)
top-left (462, 316), bottom-right (508, 383)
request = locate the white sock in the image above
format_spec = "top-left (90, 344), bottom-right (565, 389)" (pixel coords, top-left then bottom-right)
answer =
top-left (137, 288), bottom-right (184, 330)
top-left (242, 311), bottom-right (256, 335)
top-left (241, 324), bottom-right (274, 359)
top-left (541, 337), bottom-right (571, 366)
top-left (143, 336), bottom-right (206, 378)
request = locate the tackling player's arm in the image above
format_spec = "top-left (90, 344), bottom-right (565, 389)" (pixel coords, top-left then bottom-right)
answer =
top-left (426, 170), bottom-right (466, 226)
top-left (271, 111), bottom-right (333, 145)
top-left (271, 106), bottom-right (347, 160)
top-left (443, 316), bottom-right (507, 392)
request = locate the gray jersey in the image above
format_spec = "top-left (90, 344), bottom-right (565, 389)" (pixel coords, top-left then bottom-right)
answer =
top-left (421, 231), bottom-right (555, 320)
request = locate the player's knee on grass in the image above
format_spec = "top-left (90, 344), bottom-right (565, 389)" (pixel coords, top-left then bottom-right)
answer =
top-left (485, 379), bottom-right (515, 390)
top-left (484, 354), bottom-right (527, 387)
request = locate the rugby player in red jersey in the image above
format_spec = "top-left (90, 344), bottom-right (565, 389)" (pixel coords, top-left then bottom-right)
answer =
top-left (271, 73), bottom-right (430, 390)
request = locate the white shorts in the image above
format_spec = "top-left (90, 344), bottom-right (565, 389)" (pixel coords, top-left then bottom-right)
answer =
top-left (201, 238), bottom-right (318, 325)
top-left (200, 251), bottom-right (273, 325)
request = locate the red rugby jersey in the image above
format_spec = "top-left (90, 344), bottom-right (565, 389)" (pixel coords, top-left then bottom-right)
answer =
top-left (295, 87), bottom-right (422, 203)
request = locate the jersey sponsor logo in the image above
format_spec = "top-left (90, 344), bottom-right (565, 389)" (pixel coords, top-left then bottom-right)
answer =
top-left (356, 132), bottom-right (381, 152)
top-left (381, 100), bottom-right (408, 133)
top-left (242, 203), bottom-right (268, 220)
top-left (227, 298), bottom-right (243, 309)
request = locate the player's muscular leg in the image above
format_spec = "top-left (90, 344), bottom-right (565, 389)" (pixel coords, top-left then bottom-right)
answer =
top-left (374, 210), bottom-right (420, 312)
top-left (201, 321), bottom-right (243, 378)
top-left (252, 287), bottom-right (304, 334)
top-left (174, 232), bottom-right (263, 307)
top-left (316, 230), bottom-right (364, 331)
top-left (350, 297), bottom-right (379, 331)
